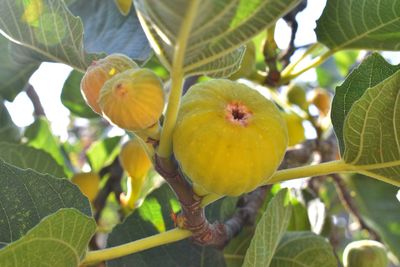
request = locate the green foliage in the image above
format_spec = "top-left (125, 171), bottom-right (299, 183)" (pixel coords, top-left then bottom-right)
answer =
top-left (0, 160), bottom-right (92, 246)
top-left (0, 102), bottom-right (20, 143)
top-left (316, 0), bottom-right (400, 51)
top-left (0, 208), bottom-right (96, 266)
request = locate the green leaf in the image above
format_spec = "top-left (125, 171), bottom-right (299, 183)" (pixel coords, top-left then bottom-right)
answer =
top-left (0, 35), bottom-right (39, 101)
top-left (68, 0), bottom-right (151, 62)
top-left (107, 185), bottom-right (226, 267)
top-left (270, 232), bottom-right (337, 267)
top-left (24, 117), bottom-right (71, 176)
top-left (287, 195), bottom-right (311, 232)
top-left (0, 208), bottom-right (96, 267)
top-left (0, 102), bottom-right (20, 143)
top-left (135, 0), bottom-right (300, 77)
top-left (316, 0), bottom-right (400, 51)
top-left (332, 53), bottom-right (400, 154)
top-left (0, 142), bottom-right (65, 178)
top-left (86, 136), bottom-right (121, 172)
top-left (0, 0), bottom-right (98, 72)
top-left (0, 160), bottom-right (92, 246)
top-left (61, 70), bottom-right (98, 119)
top-left (242, 189), bottom-right (292, 267)
top-left (347, 174), bottom-right (400, 261)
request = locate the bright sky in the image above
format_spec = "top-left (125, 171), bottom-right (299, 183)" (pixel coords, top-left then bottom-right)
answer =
top-left (5, 0), bottom-right (400, 141)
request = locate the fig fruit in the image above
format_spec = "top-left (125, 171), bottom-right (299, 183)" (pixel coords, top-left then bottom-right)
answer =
top-left (229, 42), bottom-right (256, 80)
top-left (286, 83), bottom-right (308, 110)
top-left (80, 54), bottom-right (138, 114)
top-left (71, 172), bottom-right (100, 202)
top-left (99, 68), bottom-right (164, 131)
top-left (119, 138), bottom-right (152, 209)
top-left (309, 88), bottom-right (331, 116)
top-left (282, 112), bottom-right (305, 147)
top-left (173, 79), bottom-right (288, 196)
top-left (343, 240), bottom-right (388, 267)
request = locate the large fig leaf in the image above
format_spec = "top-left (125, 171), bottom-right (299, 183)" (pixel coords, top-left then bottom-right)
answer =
top-left (242, 189), bottom-right (292, 267)
top-left (68, 0), bottom-right (151, 62)
top-left (0, 35), bottom-right (39, 101)
top-left (0, 160), bottom-right (91, 246)
top-left (270, 232), bottom-right (336, 267)
top-left (134, 0), bottom-right (300, 77)
top-left (0, 208), bottom-right (96, 267)
top-left (0, 142), bottom-right (65, 178)
top-left (316, 0), bottom-right (400, 51)
top-left (332, 53), bottom-right (400, 186)
top-left (0, 102), bottom-right (20, 143)
top-left (0, 0), bottom-right (98, 72)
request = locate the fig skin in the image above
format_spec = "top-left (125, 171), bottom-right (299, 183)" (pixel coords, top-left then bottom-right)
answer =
top-left (309, 88), bottom-right (331, 116)
top-left (282, 112), bottom-right (306, 147)
top-left (343, 240), bottom-right (388, 267)
top-left (71, 172), bottom-right (100, 202)
top-left (99, 68), bottom-right (165, 131)
top-left (286, 83), bottom-right (308, 110)
top-left (173, 79), bottom-right (288, 196)
top-left (119, 138), bottom-right (152, 209)
top-left (80, 54), bottom-right (138, 114)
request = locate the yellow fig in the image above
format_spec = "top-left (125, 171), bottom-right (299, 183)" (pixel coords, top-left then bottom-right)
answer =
top-left (119, 138), bottom-right (152, 209)
top-left (229, 41), bottom-right (257, 80)
top-left (173, 79), bottom-right (288, 196)
top-left (282, 112), bottom-right (306, 147)
top-left (71, 172), bottom-right (100, 202)
top-left (99, 68), bottom-right (164, 131)
top-left (343, 240), bottom-right (388, 267)
top-left (309, 88), bottom-right (331, 116)
top-left (80, 54), bottom-right (138, 114)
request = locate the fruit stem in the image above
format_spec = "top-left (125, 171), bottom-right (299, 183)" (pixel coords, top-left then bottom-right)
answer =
top-left (266, 160), bottom-right (352, 184)
top-left (157, 0), bottom-right (201, 159)
top-left (280, 43), bottom-right (320, 77)
top-left (280, 46), bottom-right (334, 84)
top-left (82, 228), bottom-right (192, 265)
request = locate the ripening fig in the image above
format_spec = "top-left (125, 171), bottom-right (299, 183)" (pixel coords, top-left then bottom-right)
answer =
top-left (309, 88), bottom-right (331, 116)
top-left (173, 79), bottom-right (288, 196)
top-left (286, 83), bottom-right (308, 110)
top-left (80, 54), bottom-right (138, 114)
top-left (343, 240), bottom-right (388, 267)
top-left (99, 68), bottom-right (164, 131)
top-left (229, 41), bottom-right (256, 80)
top-left (282, 112), bottom-right (306, 147)
top-left (119, 138), bottom-right (152, 209)
top-left (71, 172), bottom-right (100, 202)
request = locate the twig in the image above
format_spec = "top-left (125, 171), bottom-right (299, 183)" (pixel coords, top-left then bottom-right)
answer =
top-left (331, 174), bottom-right (381, 241)
top-left (25, 84), bottom-right (46, 117)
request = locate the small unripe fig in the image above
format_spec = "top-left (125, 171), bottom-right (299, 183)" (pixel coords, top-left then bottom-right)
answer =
top-left (71, 172), bottom-right (100, 202)
top-left (173, 79), bottom-right (288, 196)
top-left (229, 42), bottom-right (256, 80)
top-left (282, 112), bottom-right (305, 147)
top-left (286, 83), bottom-right (308, 110)
top-left (80, 54), bottom-right (138, 113)
top-left (119, 138), bottom-right (152, 209)
top-left (309, 88), bottom-right (331, 116)
top-left (99, 68), bottom-right (164, 131)
top-left (343, 240), bottom-right (388, 267)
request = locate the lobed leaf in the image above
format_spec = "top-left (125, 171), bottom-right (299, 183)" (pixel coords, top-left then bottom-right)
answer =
top-left (316, 0), bottom-right (400, 51)
top-left (0, 0), bottom-right (98, 72)
top-left (0, 160), bottom-right (92, 246)
top-left (0, 208), bottom-right (96, 267)
top-left (270, 232), bottom-right (336, 267)
top-left (242, 189), bottom-right (292, 267)
top-left (134, 0), bottom-right (300, 77)
top-left (0, 142), bottom-right (66, 178)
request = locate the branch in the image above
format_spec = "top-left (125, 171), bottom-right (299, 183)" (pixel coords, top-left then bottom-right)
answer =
top-left (25, 84), bottom-right (46, 117)
top-left (331, 174), bottom-right (381, 241)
